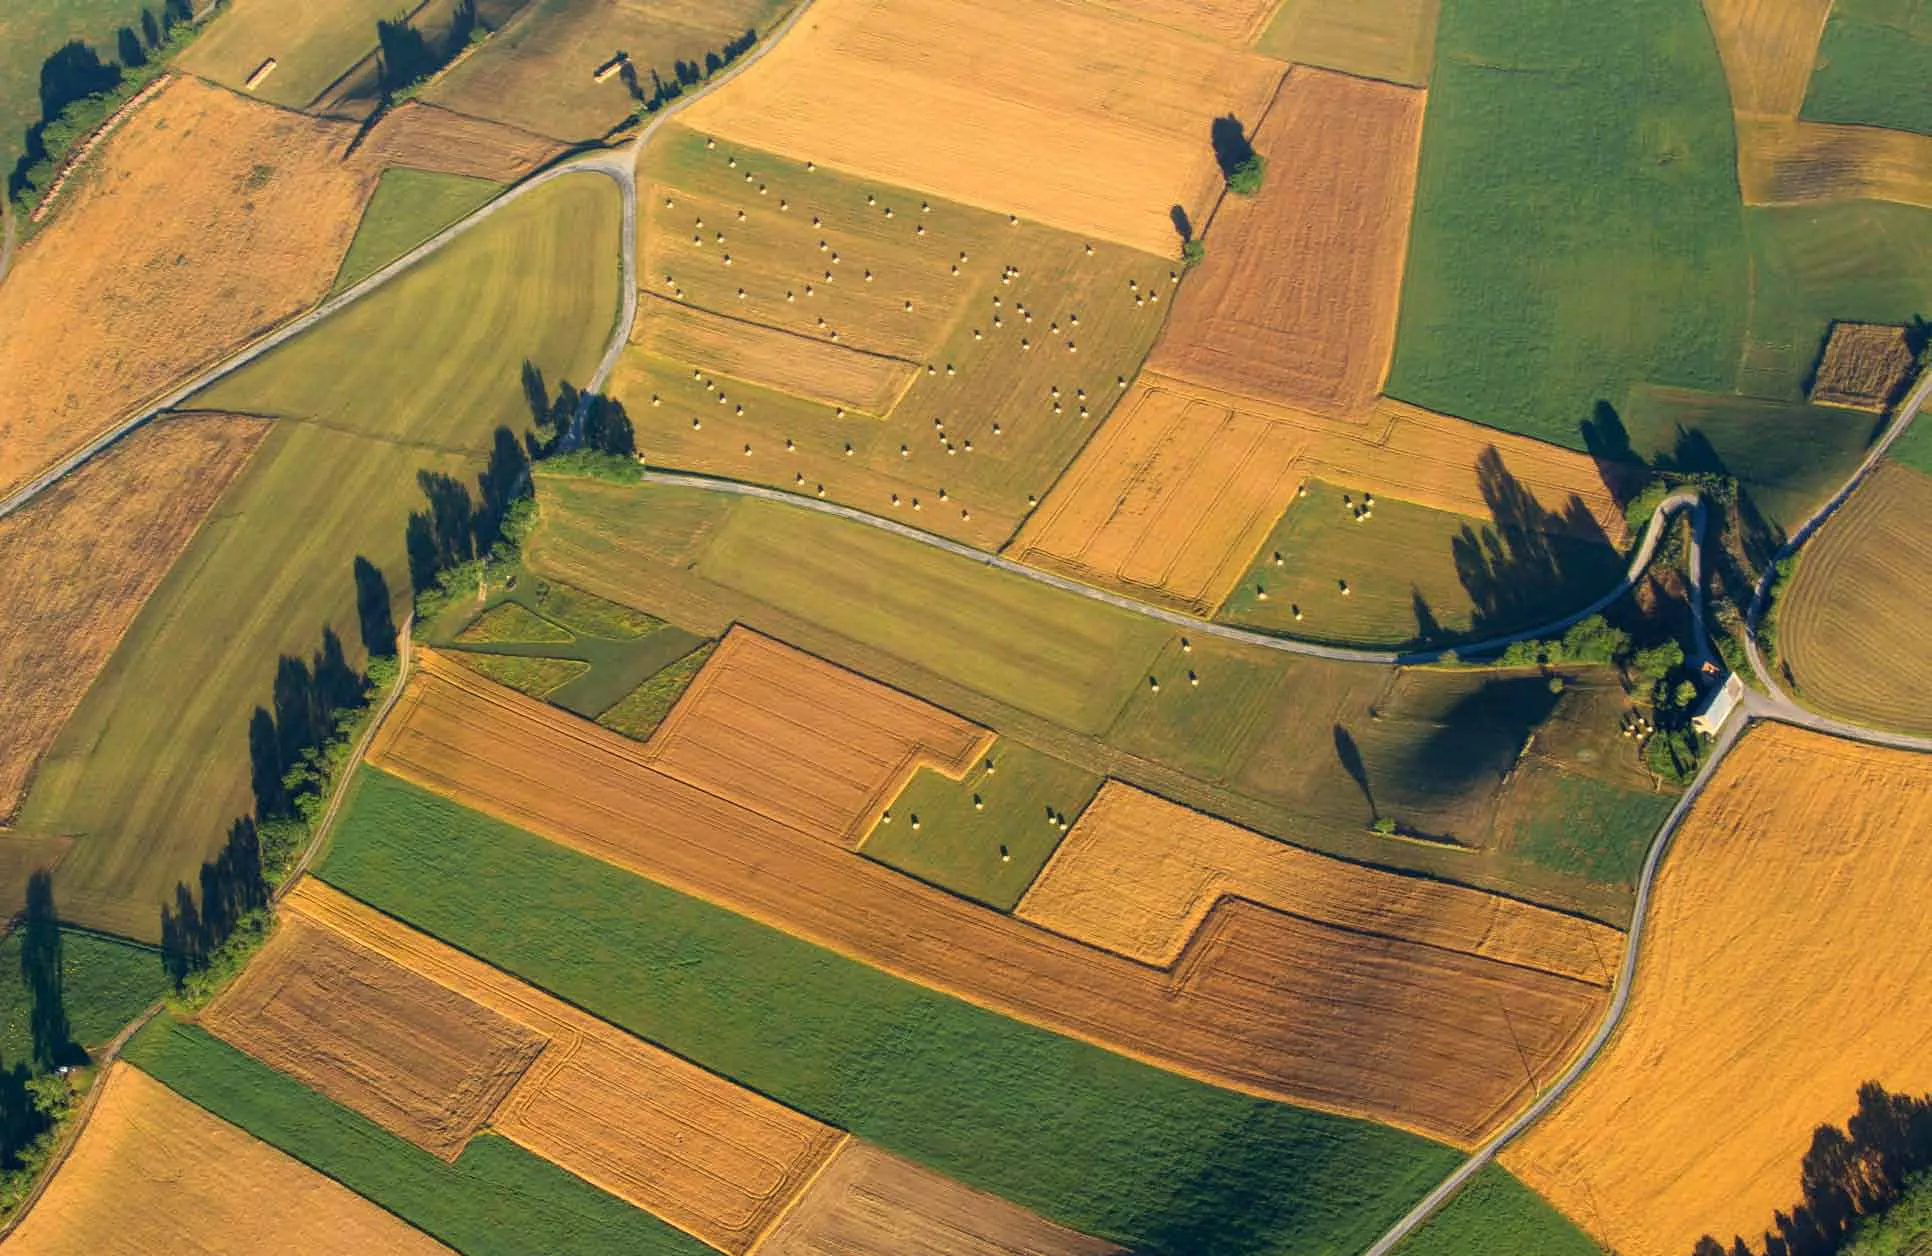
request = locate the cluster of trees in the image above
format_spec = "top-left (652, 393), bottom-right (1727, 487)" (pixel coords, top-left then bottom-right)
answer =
top-left (376, 0), bottom-right (482, 98)
top-left (0, 876), bottom-right (86, 1203)
top-left (621, 28), bottom-right (758, 120)
top-left (8, 0), bottom-right (197, 216)
top-left (1693, 1082), bottom-right (1932, 1256)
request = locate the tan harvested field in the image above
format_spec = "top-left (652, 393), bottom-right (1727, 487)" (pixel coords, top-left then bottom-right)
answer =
top-left (370, 654), bottom-right (1614, 1145)
top-left (201, 916), bottom-right (546, 1160)
top-left (1703, 0), bottom-right (1834, 118)
top-left (1808, 321), bottom-right (1916, 409)
top-left (1019, 782), bottom-right (1618, 982)
top-left (755, 1141), bottom-right (1125, 1256)
top-left (0, 415), bottom-right (266, 821)
top-left (1151, 68), bottom-right (1425, 417)
top-left (1781, 462), bottom-right (1932, 735)
top-left (1082, 0), bottom-right (1280, 46)
top-left (1256, 0), bottom-right (1439, 87)
top-left (675, 0), bottom-right (1286, 256)
top-left (360, 102), bottom-right (569, 183)
top-left (9, 1063), bottom-right (453, 1256)
top-left (1504, 725), bottom-right (1932, 1255)
top-left (0, 76), bottom-right (377, 500)
top-left (1738, 118), bottom-right (1932, 207)
top-left (644, 628), bottom-right (993, 846)
top-left (1009, 373), bottom-right (1626, 614)
top-left (282, 880), bottom-right (845, 1252)
top-left (636, 297), bottom-right (916, 414)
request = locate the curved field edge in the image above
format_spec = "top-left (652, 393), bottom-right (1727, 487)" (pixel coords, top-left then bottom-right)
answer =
top-left (316, 767), bottom-right (1464, 1255)
top-left (122, 1018), bottom-right (710, 1256)
top-left (1389, 1163), bottom-right (1601, 1255)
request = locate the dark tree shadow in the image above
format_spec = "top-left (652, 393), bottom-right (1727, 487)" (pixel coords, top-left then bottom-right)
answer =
top-left (1581, 399), bottom-right (1644, 509)
top-left (354, 555), bottom-right (398, 658)
top-left (1411, 588), bottom-right (1443, 646)
top-left (20, 873), bottom-right (77, 1071)
top-left (520, 360), bottom-right (549, 428)
top-left (1169, 204), bottom-right (1193, 244)
top-left (1452, 447), bottom-right (1617, 633)
top-left (159, 819), bottom-right (266, 988)
top-left (247, 706), bottom-right (284, 820)
top-left (1333, 725), bottom-right (1375, 821)
top-left (1210, 115), bottom-right (1255, 179)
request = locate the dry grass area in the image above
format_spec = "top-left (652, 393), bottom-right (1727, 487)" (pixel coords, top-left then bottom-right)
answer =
top-left (1150, 67), bottom-right (1425, 417)
top-left (1809, 320), bottom-right (1916, 409)
top-left (1008, 373), bottom-right (1625, 614)
top-left (0, 414), bottom-right (266, 820)
top-left (1703, 0), bottom-right (1835, 118)
top-left (1737, 118), bottom-right (1932, 207)
top-left (643, 628), bottom-right (992, 846)
top-left (9, 1063), bottom-right (454, 1256)
top-left (370, 654), bottom-right (1613, 1145)
top-left (635, 297), bottom-right (916, 414)
top-left (756, 1141), bottom-right (1125, 1256)
top-left (1255, 0), bottom-right (1440, 87)
top-left (1019, 782), bottom-right (1618, 983)
top-left (359, 102), bottom-right (568, 184)
top-left (1781, 462), bottom-right (1932, 734)
top-left (674, 0), bottom-right (1285, 256)
top-left (0, 77), bottom-right (377, 500)
top-left (201, 915), bottom-right (546, 1160)
top-left (1504, 725), bottom-right (1932, 1255)
top-left (283, 880), bottom-right (846, 1253)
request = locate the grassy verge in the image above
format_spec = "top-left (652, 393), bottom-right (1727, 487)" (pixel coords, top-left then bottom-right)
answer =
top-left (595, 643), bottom-right (714, 740)
top-left (318, 768), bottom-right (1462, 1256)
top-left (1801, 0), bottom-right (1932, 137)
top-left (1391, 1163), bottom-right (1604, 1255)
top-left (330, 167), bottom-right (503, 293)
top-left (124, 1018), bottom-right (709, 1256)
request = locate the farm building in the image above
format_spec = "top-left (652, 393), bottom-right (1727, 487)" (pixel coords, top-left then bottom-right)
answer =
top-left (1692, 671), bottom-right (1744, 737)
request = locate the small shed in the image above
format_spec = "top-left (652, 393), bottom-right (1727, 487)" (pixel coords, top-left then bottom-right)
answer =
top-left (1691, 671), bottom-right (1744, 738)
top-left (593, 52), bottom-right (629, 83)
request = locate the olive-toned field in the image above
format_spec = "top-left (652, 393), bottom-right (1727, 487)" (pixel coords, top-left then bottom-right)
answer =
top-left (1505, 725), bottom-right (1932, 1255)
top-left (1737, 119), bottom-right (1932, 208)
top-left (0, 415), bottom-right (264, 823)
top-left (10, 1064), bottom-right (453, 1255)
top-left (1780, 461), bottom-right (1932, 735)
top-left (675, 0), bottom-right (1285, 256)
top-left (174, 0), bottom-right (401, 109)
top-left (0, 76), bottom-right (377, 500)
top-left (1254, 0), bottom-right (1440, 87)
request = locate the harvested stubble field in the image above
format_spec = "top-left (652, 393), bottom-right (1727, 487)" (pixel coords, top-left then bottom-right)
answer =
top-left (175, 0), bottom-right (401, 109)
top-left (1703, 0), bottom-right (1834, 118)
top-left (642, 628), bottom-right (992, 846)
top-left (624, 127), bottom-right (1174, 548)
top-left (425, 0), bottom-right (787, 142)
top-left (1504, 725), bottom-right (1932, 1256)
top-left (357, 102), bottom-right (568, 184)
top-left (368, 652), bottom-right (1614, 1146)
top-left (1151, 67), bottom-right (1425, 418)
top-left (675, 0), bottom-right (1284, 257)
top-left (10, 1063), bottom-right (454, 1256)
top-left (1080, 0), bottom-right (1276, 45)
top-left (1802, 0), bottom-right (1932, 137)
top-left (1809, 321), bottom-right (1916, 410)
top-left (1010, 373), bottom-right (1625, 616)
top-left (1780, 461), bottom-right (1932, 735)
top-left (1018, 781), bottom-right (1619, 984)
top-left (0, 76), bottom-right (379, 500)
top-left (16, 175), bottom-right (619, 940)
top-left (320, 767), bottom-right (1467, 1254)
top-left (0, 414), bottom-right (263, 822)
top-left (1736, 119), bottom-right (1932, 208)
top-left (1254, 0), bottom-right (1440, 87)
top-left (269, 880), bottom-right (846, 1253)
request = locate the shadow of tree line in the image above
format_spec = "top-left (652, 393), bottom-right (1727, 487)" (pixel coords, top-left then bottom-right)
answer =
top-left (0, 874), bottom-right (87, 1179)
top-left (1693, 1082), bottom-right (1932, 1256)
top-left (618, 28), bottom-right (759, 119)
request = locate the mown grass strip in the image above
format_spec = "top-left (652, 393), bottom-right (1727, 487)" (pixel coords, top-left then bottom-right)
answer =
top-left (318, 768), bottom-right (1462, 1256)
top-left (123, 1017), bottom-right (711, 1256)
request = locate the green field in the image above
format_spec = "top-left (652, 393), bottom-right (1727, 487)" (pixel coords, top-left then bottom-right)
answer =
top-left (1387, 0), bottom-right (1746, 448)
top-left (449, 651), bottom-right (588, 696)
top-left (0, 928), bottom-right (161, 1064)
top-left (331, 168), bottom-right (504, 294)
top-left (125, 1019), bottom-right (710, 1256)
top-left (1391, 1163), bottom-right (1604, 1255)
top-left (0, 0), bottom-right (155, 173)
top-left (595, 643), bottom-right (715, 740)
top-left (1218, 481), bottom-right (1624, 647)
top-left (860, 738), bottom-right (1100, 910)
top-left (1493, 762), bottom-right (1675, 887)
top-left (1891, 420), bottom-right (1932, 475)
top-left (319, 768), bottom-right (1463, 1255)
top-left (1802, 0), bottom-right (1932, 137)
top-left (16, 175), bottom-right (620, 940)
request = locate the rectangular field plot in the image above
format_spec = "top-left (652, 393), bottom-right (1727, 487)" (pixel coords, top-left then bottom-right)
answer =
top-left (635, 299), bottom-right (916, 414)
top-left (644, 628), bottom-right (992, 846)
top-left (175, 0), bottom-right (398, 109)
top-left (1801, 0), bottom-right (1932, 136)
top-left (1736, 118), bottom-right (1932, 208)
top-left (1255, 0), bottom-right (1440, 87)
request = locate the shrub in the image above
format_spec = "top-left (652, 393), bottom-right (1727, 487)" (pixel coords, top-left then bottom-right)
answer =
top-left (1181, 237), bottom-right (1206, 268)
top-left (1227, 154), bottom-right (1265, 196)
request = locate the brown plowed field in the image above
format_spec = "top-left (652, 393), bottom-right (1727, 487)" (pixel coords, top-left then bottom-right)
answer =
top-left (8, 1063), bottom-right (454, 1256)
top-left (1019, 782), bottom-right (1617, 983)
top-left (754, 1141), bottom-right (1125, 1256)
top-left (1738, 119), bottom-right (1932, 207)
top-left (1504, 725), bottom-right (1932, 1255)
top-left (1150, 67), bottom-right (1425, 418)
top-left (674, 0), bottom-right (1286, 256)
top-left (636, 297), bottom-right (917, 415)
top-left (1809, 321), bottom-right (1916, 410)
top-left (0, 414), bottom-right (266, 820)
top-left (370, 654), bottom-right (1613, 1145)
top-left (283, 880), bottom-right (845, 1254)
top-left (645, 628), bottom-right (993, 846)
top-left (1780, 462), bottom-right (1932, 735)
top-left (0, 77), bottom-right (378, 499)
top-left (201, 915), bottom-right (547, 1160)
top-left (359, 102), bottom-right (569, 183)
top-left (1008, 373), bottom-right (1625, 614)
top-left (1703, 0), bottom-right (1834, 118)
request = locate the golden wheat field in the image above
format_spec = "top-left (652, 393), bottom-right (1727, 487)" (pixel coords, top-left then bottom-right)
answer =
top-left (1504, 725), bottom-right (1932, 1254)
top-left (1702, 0), bottom-right (1835, 118)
